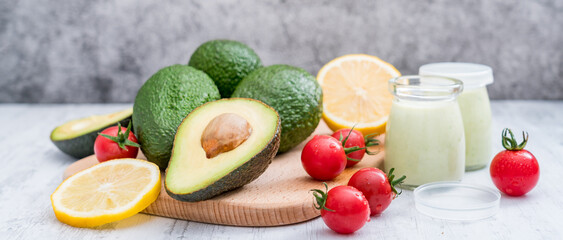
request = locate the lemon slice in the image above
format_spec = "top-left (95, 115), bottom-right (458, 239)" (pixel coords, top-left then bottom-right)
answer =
top-left (317, 54), bottom-right (401, 135)
top-left (51, 159), bottom-right (161, 228)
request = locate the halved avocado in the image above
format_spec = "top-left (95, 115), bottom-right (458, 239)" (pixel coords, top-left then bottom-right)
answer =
top-left (50, 108), bottom-right (133, 158)
top-left (165, 98), bottom-right (280, 202)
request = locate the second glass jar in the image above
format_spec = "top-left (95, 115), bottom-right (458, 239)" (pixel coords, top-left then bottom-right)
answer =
top-left (420, 63), bottom-right (494, 171)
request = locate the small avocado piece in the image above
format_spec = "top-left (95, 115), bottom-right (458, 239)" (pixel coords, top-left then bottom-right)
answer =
top-left (188, 39), bottom-right (262, 98)
top-left (165, 98), bottom-right (280, 202)
top-left (232, 64), bottom-right (323, 153)
top-left (133, 64), bottom-right (221, 169)
top-left (50, 108), bottom-right (133, 158)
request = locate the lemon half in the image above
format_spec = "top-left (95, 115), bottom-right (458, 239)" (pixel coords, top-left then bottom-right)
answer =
top-left (317, 54), bottom-right (401, 135)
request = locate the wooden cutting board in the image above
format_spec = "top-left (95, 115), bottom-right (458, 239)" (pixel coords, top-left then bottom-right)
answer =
top-left (63, 121), bottom-right (385, 226)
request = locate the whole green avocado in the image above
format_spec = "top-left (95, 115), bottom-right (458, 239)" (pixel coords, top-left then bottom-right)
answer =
top-left (232, 64), bottom-right (323, 153)
top-left (188, 40), bottom-right (262, 98)
top-left (133, 64), bottom-right (221, 169)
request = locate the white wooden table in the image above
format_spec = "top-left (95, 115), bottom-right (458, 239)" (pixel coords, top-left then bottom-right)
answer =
top-left (0, 101), bottom-right (561, 239)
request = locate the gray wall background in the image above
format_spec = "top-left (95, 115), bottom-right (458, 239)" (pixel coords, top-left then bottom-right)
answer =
top-left (0, 0), bottom-right (561, 103)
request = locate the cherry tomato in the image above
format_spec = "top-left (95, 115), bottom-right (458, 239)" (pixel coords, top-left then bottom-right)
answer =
top-left (332, 129), bottom-right (365, 167)
top-left (311, 184), bottom-right (370, 234)
top-left (331, 129), bottom-right (378, 167)
top-left (94, 122), bottom-right (140, 163)
top-left (301, 135), bottom-right (347, 180)
top-left (348, 168), bottom-right (405, 215)
top-left (490, 129), bottom-right (539, 196)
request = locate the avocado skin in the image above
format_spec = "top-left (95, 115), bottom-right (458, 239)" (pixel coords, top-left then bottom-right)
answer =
top-left (232, 64), bottom-right (323, 153)
top-left (188, 39), bottom-right (262, 98)
top-left (51, 116), bottom-right (132, 159)
top-left (133, 65), bottom-right (221, 169)
top-left (166, 118), bottom-right (281, 202)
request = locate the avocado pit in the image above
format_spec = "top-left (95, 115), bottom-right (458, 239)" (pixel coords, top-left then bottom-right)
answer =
top-left (201, 113), bottom-right (252, 158)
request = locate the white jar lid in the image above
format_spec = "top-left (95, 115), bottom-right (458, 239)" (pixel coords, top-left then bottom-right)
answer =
top-left (419, 62), bottom-right (493, 89)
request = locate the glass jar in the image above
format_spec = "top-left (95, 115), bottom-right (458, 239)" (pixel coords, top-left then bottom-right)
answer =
top-left (384, 75), bottom-right (465, 189)
top-left (420, 63), bottom-right (494, 171)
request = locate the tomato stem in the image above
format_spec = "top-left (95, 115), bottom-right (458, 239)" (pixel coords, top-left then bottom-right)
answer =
top-left (501, 128), bottom-right (528, 151)
top-left (99, 122), bottom-right (140, 150)
top-left (338, 126), bottom-right (380, 161)
top-left (363, 133), bottom-right (380, 155)
top-left (346, 156), bottom-right (361, 162)
top-left (310, 182), bottom-right (334, 212)
top-left (387, 168), bottom-right (406, 198)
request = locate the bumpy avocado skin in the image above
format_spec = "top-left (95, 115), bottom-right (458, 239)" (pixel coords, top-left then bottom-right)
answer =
top-left (166, 117), bottom-right (281, 202)
top-left (232, 65), bottom-right (323, 153)
top-left (51, 116), bottom-right (132, 159)
top-left (188, 40), bottom-right (262, 98)
top-left (133, 65), bottom-right (221, 169)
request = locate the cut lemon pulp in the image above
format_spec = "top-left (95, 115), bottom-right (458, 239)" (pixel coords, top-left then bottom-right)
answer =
top-left (51, 159), bottom-right (161, 228)
top-left (317, 54), bottom-right (401, 135)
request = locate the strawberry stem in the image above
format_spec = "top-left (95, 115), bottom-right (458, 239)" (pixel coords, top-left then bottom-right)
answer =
top-left (310, 182), bottom-right (334, 212)
top-left (501, 128), bottom-right (528, 151)
top-left (99, 122), bottom-right (140, 150)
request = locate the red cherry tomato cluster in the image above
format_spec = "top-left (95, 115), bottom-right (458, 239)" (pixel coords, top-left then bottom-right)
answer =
top-left (94, 122), bottom-right (140, 163)
top-left (311, 168), bottom-right (405, 234)
top-left (301, 128), bottom-right (378, 180)
top-left (305, 128), bottom-right (405, 234)
top-left (307, 127), bottom-right (541, 234)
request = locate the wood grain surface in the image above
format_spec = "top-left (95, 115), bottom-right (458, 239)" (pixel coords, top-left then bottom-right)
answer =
top-left (63, 120), bottom-right (385, 226)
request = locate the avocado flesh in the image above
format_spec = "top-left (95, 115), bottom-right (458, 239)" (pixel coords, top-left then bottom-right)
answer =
top-left (232, 64), bottom-right (323, 153)
top-left (165, 98), bottom-right (280, 202)
top-left (133, 64), bottom-right (221, 169)
top-left (50, 108), bottom-right (133, 158)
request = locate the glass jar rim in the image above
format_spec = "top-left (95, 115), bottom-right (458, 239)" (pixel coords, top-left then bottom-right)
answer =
top-left (388, 75), bottom-right (464, 101)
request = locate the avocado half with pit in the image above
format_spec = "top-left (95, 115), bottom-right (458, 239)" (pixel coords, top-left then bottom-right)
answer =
top-left (50, 108), bottom-right (133, 158)
top-left (165, 98), bottom-right (280, 202)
